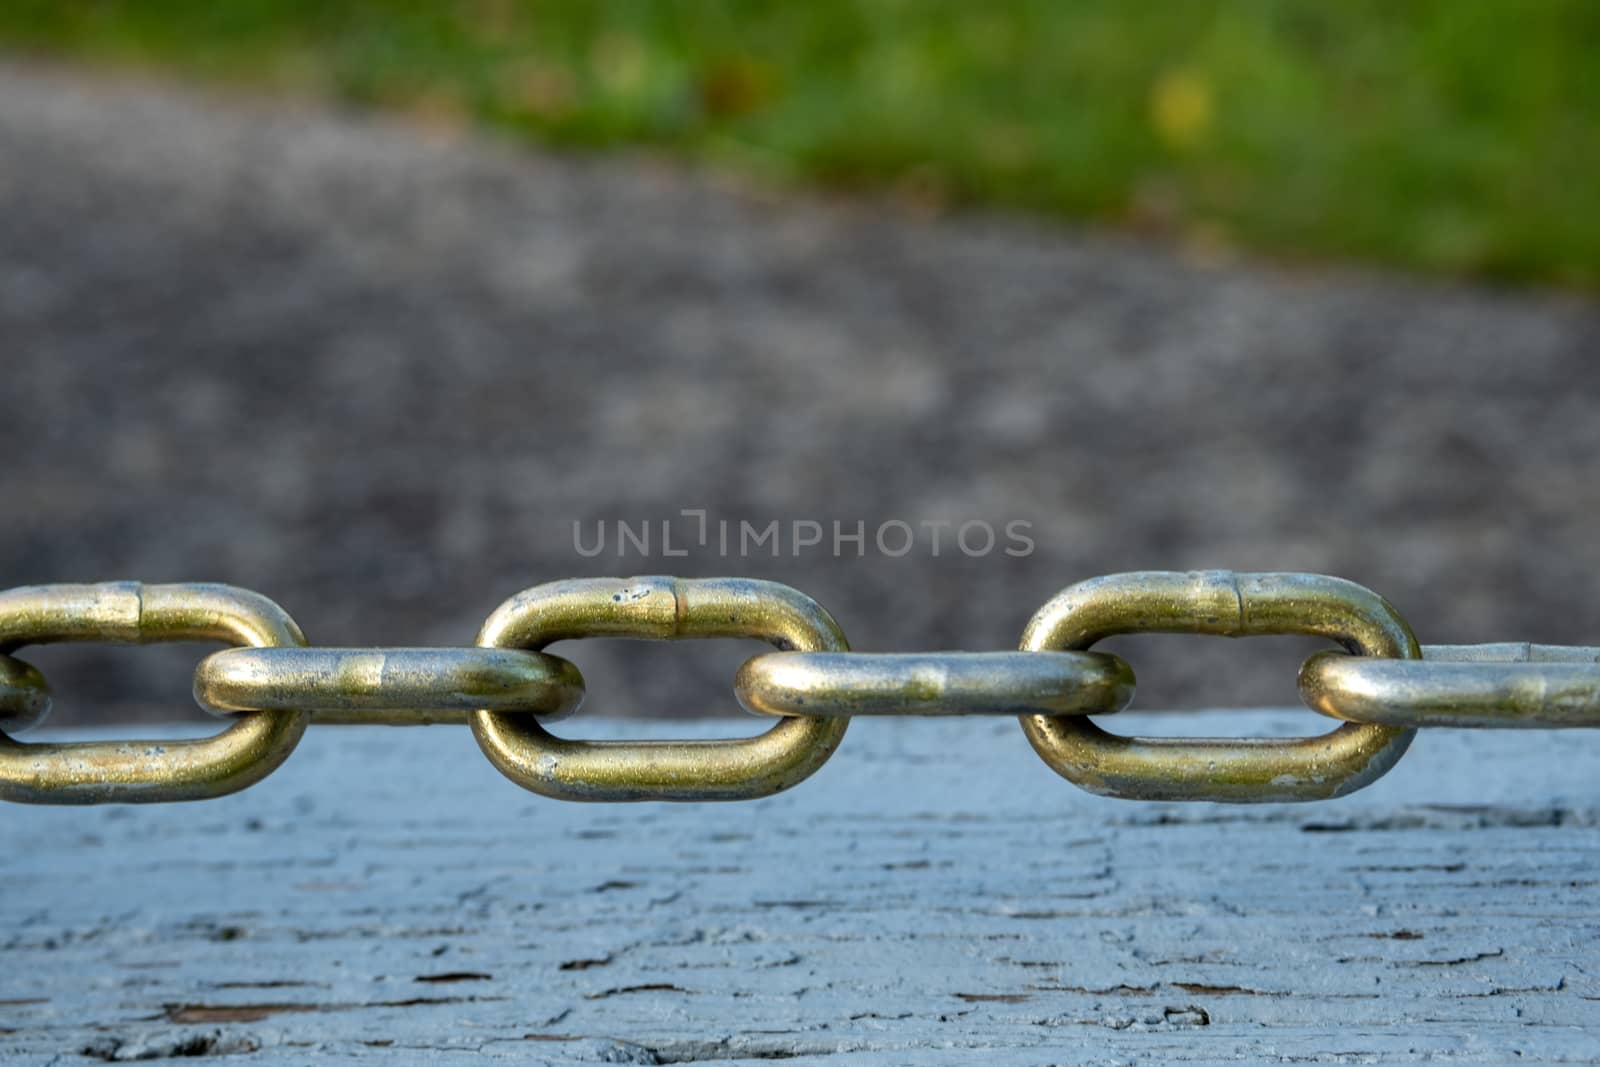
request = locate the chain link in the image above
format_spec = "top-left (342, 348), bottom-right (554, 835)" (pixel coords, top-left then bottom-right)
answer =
top-left (1018, 571), bottom-right (1419, 803)
top-left (0, 582), bottom-right (308, 805)
top-left (0, 571), bottom-right (1592, 806)
top-left (471, 576), bottom-right (850, 802)
top-left (1301, 643), bottom-right (1600, 728)
top-left (195, 647), bottom-right (585, 725)
top-left (735, 651), bottom-right (1134, 718)
top-left (0, 654), bottom-right (51, 735)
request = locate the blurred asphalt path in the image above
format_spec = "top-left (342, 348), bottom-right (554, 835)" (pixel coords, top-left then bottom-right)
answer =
top-left (2, 61), bottom-right (1599, 725)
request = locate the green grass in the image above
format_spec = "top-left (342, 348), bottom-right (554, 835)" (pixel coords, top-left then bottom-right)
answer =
top-left (2, 1), bottom-right (1596, 285)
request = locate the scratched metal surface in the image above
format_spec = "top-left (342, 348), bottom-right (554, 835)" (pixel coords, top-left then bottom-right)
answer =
top-left (2, 713), bottom-right (1598, 1064)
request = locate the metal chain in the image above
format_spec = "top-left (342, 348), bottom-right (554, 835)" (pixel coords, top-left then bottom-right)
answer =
top-left (1, 570), bottom-right (1595, 807)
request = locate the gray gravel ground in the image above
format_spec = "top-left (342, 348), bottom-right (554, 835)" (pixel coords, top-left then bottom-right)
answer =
top-left (2, 60), bottom-right (1599, 725)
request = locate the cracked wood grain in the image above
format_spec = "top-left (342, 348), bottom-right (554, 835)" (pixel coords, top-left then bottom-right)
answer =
top-left (2, 712), bottom-right (1598, 1064)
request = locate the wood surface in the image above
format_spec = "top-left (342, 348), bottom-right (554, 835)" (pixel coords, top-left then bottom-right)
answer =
top-left (3, 712), bottom-right (1598, 1063)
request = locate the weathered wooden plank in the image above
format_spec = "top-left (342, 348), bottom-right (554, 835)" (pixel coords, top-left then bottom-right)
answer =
top-left (3, 712), bottom-right (1599, 1063)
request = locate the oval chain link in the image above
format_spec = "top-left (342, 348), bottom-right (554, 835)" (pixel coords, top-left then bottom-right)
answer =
top-left (1301, 643), bottom-right (1600, 728)
top-left (1018, 570), bottom-right (1420, 803)
top-left (195, 647), bottom-right (586, 725)
top-left (470, 576), bottom-right (850, 802)
top-left (0, 582), bottom-right (309, 805)
top-left (736, 651), bottom-right (1134, 718)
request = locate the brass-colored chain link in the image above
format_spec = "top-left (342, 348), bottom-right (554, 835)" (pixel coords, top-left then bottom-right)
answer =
top-left (471, 576), bottom-right (849, 802)
top-left (1, 571), bottom-right (1593, 806)
top-left (0, 582), bottom-right (308, 804)
top-left (1018, 571), bottom-right (1418, 803)
top-left (1301, 643), bottom-right (1600, 728)
top-left (0, 654), bottom-right (51, 736)
top-left (735, 651), bottom-right (1135, 718)
top-left (195, 647), bottom-right (585, 725)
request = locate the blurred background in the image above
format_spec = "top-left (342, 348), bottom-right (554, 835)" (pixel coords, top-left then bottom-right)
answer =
top-left (1, 1), bottom-right (1597, 727)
